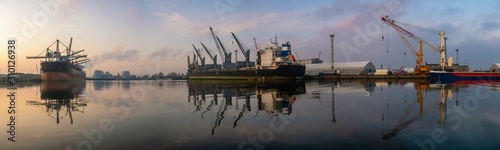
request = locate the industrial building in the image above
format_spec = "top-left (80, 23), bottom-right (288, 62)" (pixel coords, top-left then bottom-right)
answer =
top-left (305, 61), bottom-right (376, 76)
top-left (490, 63), bottom-right (500, 72)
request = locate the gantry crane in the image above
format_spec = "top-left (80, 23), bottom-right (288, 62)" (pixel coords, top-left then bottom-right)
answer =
top-left (381, 15), bottom-right (446, 74)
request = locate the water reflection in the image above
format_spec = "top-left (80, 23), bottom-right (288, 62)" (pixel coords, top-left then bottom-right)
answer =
top-left (122, 80), bottom-right (130, 89)
top-left (2, 80), bottom-right (499, 149)
top-left (93, 81), bottom-right (112, 91)
top-left (307, 80), bottom-right (377, 123)
top-left (306, 80), bottom-right (463, 140)
top-left (188, 80), bottom-right (305, 134)
top-left (26, 81), bottom-right (88, 124)
top-left (379, 80), bottom-right (481, 140)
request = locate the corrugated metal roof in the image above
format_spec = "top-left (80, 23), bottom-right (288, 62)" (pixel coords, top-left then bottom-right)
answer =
top-left (305, 61), bottom-right (373, 69)
top-left (491, 63), bottom-right (500, 69)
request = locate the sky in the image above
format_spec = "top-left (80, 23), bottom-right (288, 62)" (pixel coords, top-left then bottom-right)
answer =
top-left (1, 0), bottom-right (500, 76)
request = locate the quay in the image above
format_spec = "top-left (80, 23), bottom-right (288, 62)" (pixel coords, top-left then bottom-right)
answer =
top-left (305, 74), bottom-right (429, 80)
top-left (0, 73), bottom-right (41, 82)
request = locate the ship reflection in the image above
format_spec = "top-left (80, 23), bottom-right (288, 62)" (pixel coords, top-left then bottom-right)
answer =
top-left (187, 80), bottom-right (306, 135)
top-left (26, 81), bottom-right (88, 124)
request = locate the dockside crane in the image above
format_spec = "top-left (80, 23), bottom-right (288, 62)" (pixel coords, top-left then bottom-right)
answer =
top-left (231, 32), bottom-right (250, 67)
top-left (253, 38), bottom-right (261, 68)
top-left (192, 44), bottom-right (205, 67)
top-left (27, 38), bottom-right (90, 65)
top-left (216, 36), bottom-right (232, 63)
top-left (65, 38), bottom-right (89, 65)
top-left (190, 53), bottom-right (198, 69)
top-left (200, 42), bottom-right (218, 69)
top-left (381, 15), bottom-right (446, 74)
top-left (210, 27), bottom-right (232, 64)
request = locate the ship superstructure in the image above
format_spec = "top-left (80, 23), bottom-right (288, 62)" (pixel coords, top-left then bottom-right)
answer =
top-left (27, 38), bottom-right (90, 81)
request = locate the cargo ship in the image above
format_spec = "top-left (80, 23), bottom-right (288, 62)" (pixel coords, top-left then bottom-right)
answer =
top-left (429, 71), bottom-right (500, 83)
top-left (27, 38), bottom-right (90, 81)
top-left (187, 27), bottom-right (305, 80)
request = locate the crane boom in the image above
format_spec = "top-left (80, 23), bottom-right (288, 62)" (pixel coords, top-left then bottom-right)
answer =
top-left (70, 49), bottom-right (85, 56)
top-left (231, 32), bottom-right (250, 67)
top-left (200, 42), bottom-right (216, 61)
top-left (192, 44), bottom-right (205, 67)
top-left (67, 38), bottom-right (72, 56)
top-left (381, 15), bottom-right (446, 67)
top-left (200, 42), bottom-right (218, 66)
top-left (216, 36), bottom-right (232, 63)
top-left (231, 32), bottom-right (249, 56)
top-left (253, 38), bottom-right (261, 68)
top-left (210, 27), bottom-right (226, 63)
top-left (192, 44), bottom-right (204, 61)
top-left (396, 31), bottom-right (418, 57)
top-left (253, 38), bottom-right (258, 52)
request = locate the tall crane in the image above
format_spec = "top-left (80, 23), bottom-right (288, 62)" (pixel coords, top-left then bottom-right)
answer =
top-left (210, 27), bottom-right (231, 63)
top-left (192, 44), bottom-right (205, 67)
top-left (381, 15), bottom-right (446, 74)
top-left (231, 32), bottom-right (250, 67)
top-left (216, 36), bottom-right (232, 63)
top-left (200, 42), bottom-right (218, 68)
top-left (253, 38), bottom-right (261, 68)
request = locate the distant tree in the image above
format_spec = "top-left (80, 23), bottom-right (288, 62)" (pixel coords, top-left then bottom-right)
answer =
top-left (166, 72), bottom-right (179, 78)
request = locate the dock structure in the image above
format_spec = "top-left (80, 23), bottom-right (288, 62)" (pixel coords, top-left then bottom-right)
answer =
top-left (306, 74), bottom-right (429, 80)
top-left (0, 73), bottom-right (41, 82)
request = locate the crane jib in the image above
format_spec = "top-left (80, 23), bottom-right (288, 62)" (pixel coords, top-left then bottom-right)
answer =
top-left (384, 20), bottom-right (414, 38)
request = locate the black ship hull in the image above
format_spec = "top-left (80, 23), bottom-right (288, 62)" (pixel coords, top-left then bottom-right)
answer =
top-left (188, 64), bottom-right (306, 80)
top-left (41, 61), bottom-right (86, 81)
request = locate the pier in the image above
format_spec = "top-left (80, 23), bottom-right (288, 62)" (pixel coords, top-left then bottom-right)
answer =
top-left (0, 73), bottom-right (41, 83)
top-left (305, 74), bottom-right (428, 80)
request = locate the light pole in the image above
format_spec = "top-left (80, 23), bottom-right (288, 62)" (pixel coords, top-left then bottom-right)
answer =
top-left (444, 37), bottom-right (448, 58)
top-left (404, 52), bottom-right (406, 66)
top-left (330, 34), bottom-right (335, 73)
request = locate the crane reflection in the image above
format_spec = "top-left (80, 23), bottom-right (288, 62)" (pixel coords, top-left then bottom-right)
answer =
top-left (187, 80), bottom-right (305, 135)
top-left (26, 81), bottom-right (88, 124)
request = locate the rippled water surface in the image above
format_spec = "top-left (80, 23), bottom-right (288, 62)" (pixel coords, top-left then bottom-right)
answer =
top-left (1, 80), bottom-right (500, 150)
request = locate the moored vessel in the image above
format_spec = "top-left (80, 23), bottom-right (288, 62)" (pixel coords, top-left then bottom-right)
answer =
top-left (27, 38), bottom-right (90, 81)
top-left (187, 27), bottom-right (305, 80)
top-left (429, 71), bottom-right (500, 83)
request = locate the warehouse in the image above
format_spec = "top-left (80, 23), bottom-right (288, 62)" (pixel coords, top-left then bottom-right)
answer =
top-left (490, 63), bottom-right (500, 72)
top-left (305, 61), bottom-right (376, 76)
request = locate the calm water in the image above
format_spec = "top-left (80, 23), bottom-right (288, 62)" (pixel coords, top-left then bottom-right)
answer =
top-left (1, 80), bottom-right (500, 150)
